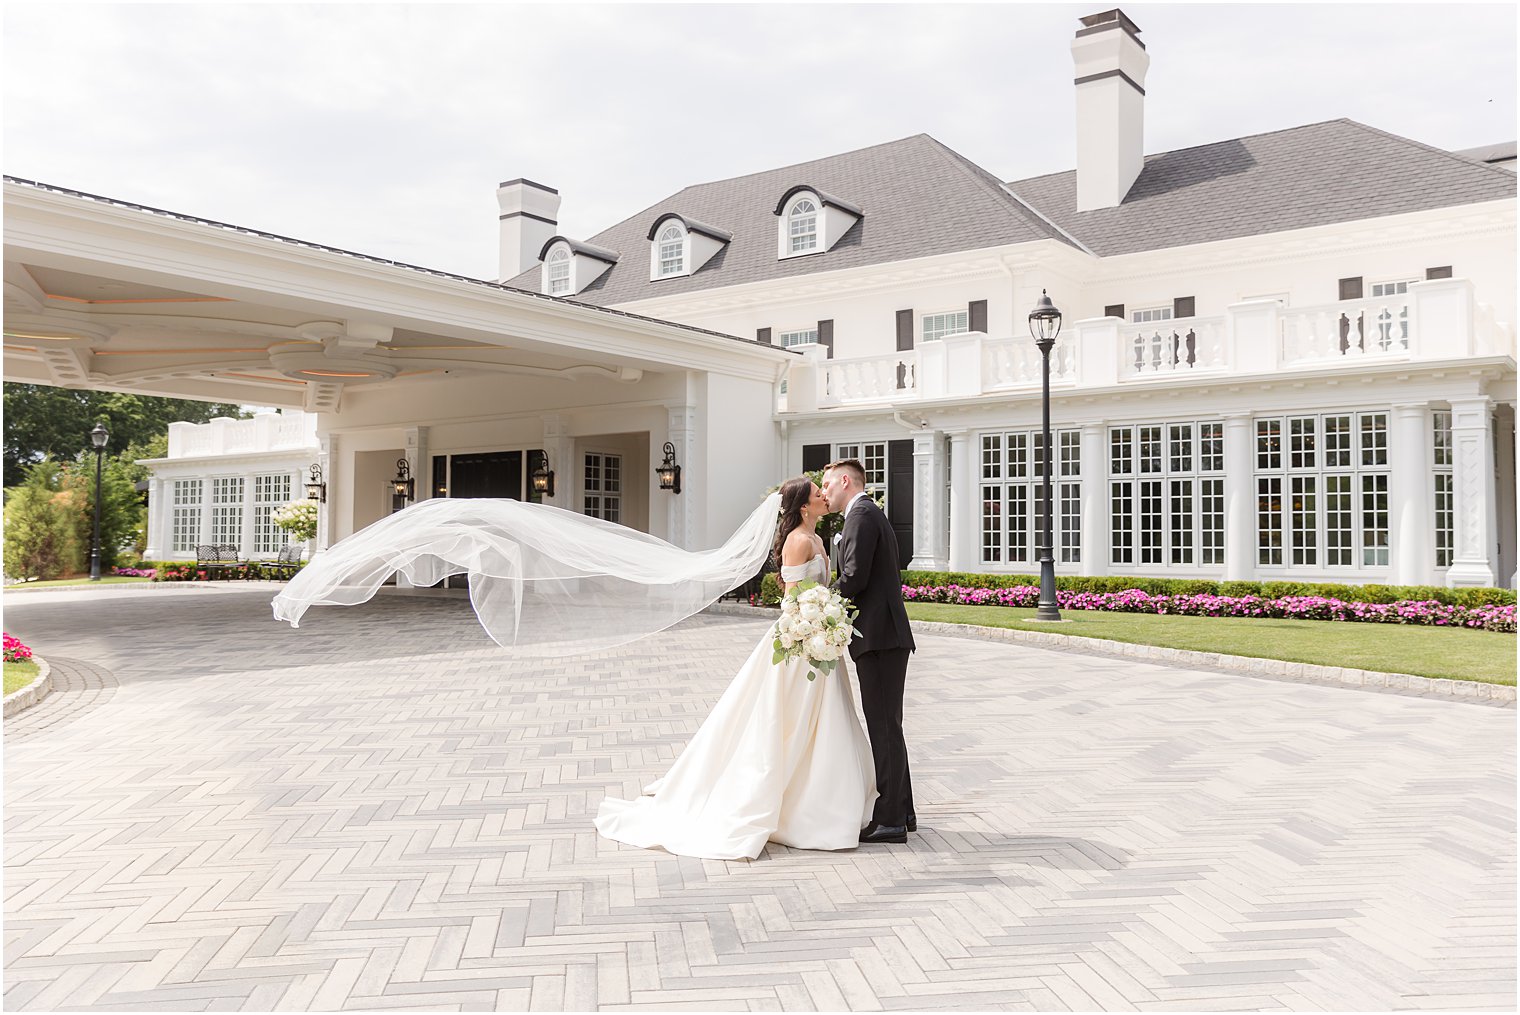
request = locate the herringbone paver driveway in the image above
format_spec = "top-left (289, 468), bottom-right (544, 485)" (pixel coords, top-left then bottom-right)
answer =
top-left (5, 585), bottom-right (1514, 1011)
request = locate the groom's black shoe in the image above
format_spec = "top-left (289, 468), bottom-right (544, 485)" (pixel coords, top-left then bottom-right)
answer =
top-left (859, 822), bottom-right (908, 844)
top-left (907, 813), bottom-right (917, 833)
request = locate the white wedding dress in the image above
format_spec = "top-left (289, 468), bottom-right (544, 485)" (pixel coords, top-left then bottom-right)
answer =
top-left (595, 553), bottom-right (878, 860)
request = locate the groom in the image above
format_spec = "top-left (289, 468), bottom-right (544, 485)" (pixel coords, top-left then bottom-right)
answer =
top-left (822, 459), bottom-right (916, 844)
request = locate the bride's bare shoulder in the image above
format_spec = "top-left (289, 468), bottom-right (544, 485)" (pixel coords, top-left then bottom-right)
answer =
top-left (780, 528), bottom-right (818, 566)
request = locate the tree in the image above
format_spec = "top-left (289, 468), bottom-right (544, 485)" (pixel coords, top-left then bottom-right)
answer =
top-left (2, 385), bottom-right (247, 487)
top-left (3, 458), bottom-right (81, 581)
top-left (57, 453), bottom-right (144, 572)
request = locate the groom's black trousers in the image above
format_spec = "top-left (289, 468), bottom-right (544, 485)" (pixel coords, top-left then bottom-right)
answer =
top-left (855, 647), bottom-right (913, 827)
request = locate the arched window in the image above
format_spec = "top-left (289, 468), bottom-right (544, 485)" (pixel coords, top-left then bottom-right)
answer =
top-left (788, 199), bottom-right (818, 253)
top-left (546, 247), bottom-right (571, 295)
top-left (657, 224), bottom-right (685, 276)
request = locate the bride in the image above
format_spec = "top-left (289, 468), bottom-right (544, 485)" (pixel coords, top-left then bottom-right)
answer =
top-left (271, 475), bottom-right (876, 861)
top-left (595, 476), bottom-right (877, 860)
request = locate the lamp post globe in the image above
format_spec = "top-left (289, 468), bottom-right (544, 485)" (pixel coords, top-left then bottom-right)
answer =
top-left (89, 423), bottom-right (110, 581)
top-left (1026, 291), bottom-right (1063, 622)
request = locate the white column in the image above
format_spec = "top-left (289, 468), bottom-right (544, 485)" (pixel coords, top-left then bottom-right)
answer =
top-left (1222, 412), bottom-right (1255, 581)
top-left (946, 429), bottom-right (974, 572)
top-left (1079, 421), bottom-right (1108, 576)
top-left (143, 477), bottom-right (165, 560)
top-left (1494, 404), bottom-right (1516, 587)
top-left (907, 429), bottom-right (949, 570)
top-left (542, 414), bottom-right (575, 510)
top-left (667, 406), bottom-right (697, 549)
top-left (316, 433), bottom-right (335, 554)
top-left (198, 476), bottom-right (215, 554)
top-left (1447, 396), bottom-right (1498, 587)
top-left (1390, 403), bottom-right (1433, 587)
top-left (406, 426), bottom-right (430, 502)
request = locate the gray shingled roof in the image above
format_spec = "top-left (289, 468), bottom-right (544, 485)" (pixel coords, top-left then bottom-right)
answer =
top-left (1006, 119), bottom-right (1517, 257)
top-left (1455, 141), bottom-right (1517, 166)
top-left (508, 134), bottom-right (1074, 305)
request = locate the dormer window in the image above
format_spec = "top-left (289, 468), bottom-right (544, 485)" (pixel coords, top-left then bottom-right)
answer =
top-left (538, 236), bottom-right (619, 296)
top-left (546, 248), bottom-right (571, 295)
top-left (646, 214), bottom-right (731, 282)
top-left (773, 185), bottom-right (862, 260)
top-left (657, 224), bottom-right (686, 278)
top-left (788, 199), bottom-right (818, 253)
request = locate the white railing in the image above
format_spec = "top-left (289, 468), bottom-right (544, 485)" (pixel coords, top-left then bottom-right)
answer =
top-left (273, 414), bottom-right (310, 448)
top-left (820, 351), bottom-right (916, 406)
top-left (166, 412), bottom-right (318, 458)
top-left (1120, 316), bottom-right (1227, 378)
top-left (779, 278), bottom-right (1507, 412)
top-left (1280, 296), bottom-right (1410, 365)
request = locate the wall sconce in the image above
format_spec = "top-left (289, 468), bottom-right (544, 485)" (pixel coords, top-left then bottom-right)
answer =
top-left (391, 458), bottom-right (414, 501)
top-left (305, 463), bottom-right (327, 503)
top-left (531, 461), bottom-right (556, 497)
top-left (656, 441), bottom-right (682, 494)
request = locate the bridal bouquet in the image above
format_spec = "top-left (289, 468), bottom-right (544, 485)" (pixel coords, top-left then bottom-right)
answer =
top-left (772, 581), bottom-right (858, 681)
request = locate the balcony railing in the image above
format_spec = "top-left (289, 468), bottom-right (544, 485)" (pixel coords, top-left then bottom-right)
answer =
top-left (167, 412), bottom-right (318, 458)
top-left (778, 277), bottom-right (1510, 412)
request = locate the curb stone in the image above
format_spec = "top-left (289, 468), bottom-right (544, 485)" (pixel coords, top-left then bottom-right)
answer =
top-left (3, 654), bottom-right (53, 718)
top-left (700, 602), bottom-right (1516, 708)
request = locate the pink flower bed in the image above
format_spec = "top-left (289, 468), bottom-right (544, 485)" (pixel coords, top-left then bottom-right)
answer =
top-left (111, 567), bottom-right (157, 578)
top-left (901, 584), bottom-right (1516, 634)
top-left (4, 633), bottom-right (34, 664)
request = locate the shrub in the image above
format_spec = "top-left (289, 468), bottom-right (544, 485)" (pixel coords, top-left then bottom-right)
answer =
top-left (1219, 580), bottom-right (1262, 598)
top-left (1262, 581), bottom-right (1311, 599)
top-left (3, 459), bottom-right (81, 581)
top-left (3, 633), bottom-right (34, 664)
top-left (760, 572), bottom-right (783, 606)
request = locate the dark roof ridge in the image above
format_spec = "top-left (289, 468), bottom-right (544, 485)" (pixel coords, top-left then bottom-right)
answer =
top-left (920, 135), bottom-right (1075, 248)
top-left (1339, 118), bottom-right (1520, 183)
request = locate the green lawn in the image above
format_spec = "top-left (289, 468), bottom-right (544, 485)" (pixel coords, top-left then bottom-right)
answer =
top-left (905, 603), bottom-right (1517, 685)
top-left (4, 660), bottom-right (41, 696)
top-left (4, 576), bottom-right (152, 590)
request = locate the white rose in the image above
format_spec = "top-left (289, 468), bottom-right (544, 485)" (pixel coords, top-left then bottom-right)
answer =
top-left (824, 603), bottom-right (843, 620)
top-left (799, 603), bottom-right (821, 622)
top-left (776, 616), bottom-right (793, 636)
top-left (807, 634), bottom-right (831, 658)
top-left (780, 631), bottom-right (797, 648)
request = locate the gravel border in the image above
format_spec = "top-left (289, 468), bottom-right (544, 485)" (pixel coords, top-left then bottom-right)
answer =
top-left (700, 602), bottom-right (1516, 708)
top-left (3, 654), bottom-right (53, 718)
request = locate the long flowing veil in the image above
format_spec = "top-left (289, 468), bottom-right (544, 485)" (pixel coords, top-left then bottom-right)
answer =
top-left (271, 492), bottom-right (782, 656)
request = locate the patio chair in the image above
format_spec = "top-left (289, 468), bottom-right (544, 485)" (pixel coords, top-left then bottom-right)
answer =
top-left (263, 543), bottom-right (304, 580)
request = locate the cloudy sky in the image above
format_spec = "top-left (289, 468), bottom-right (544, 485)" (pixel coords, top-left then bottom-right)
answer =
top-left (4, 2), bottom-right (1515, 280)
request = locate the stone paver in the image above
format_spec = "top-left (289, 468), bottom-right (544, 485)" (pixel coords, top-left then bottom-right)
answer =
top-left (4, 584), bottom-right (1515, 1012)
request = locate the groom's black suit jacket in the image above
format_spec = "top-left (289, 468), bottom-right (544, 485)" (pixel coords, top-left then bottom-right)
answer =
top-left (836, 497), bottom-right (916, 660)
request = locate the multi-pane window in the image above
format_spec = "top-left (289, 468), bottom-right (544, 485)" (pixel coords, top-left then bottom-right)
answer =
top-left (546, 249), bottom-right (570, 294)
top-left (252, 474), bottom-right (293, 554)
top-left (657, 226), bottom-right (684, 276)
top-left (1255, 412), bottom-right (1389, 569)
top-left (788, 200), bottom-right (817, 253)
top-left (1433, 410), bottom-right (1454, 568)
top-left (209, 478), bottom-right (244, 547)
top-left (780, 329), bottom-right (818, 348)
top-left (980, 429), bottom-right (1079, 566)
top-left (835, 443), bottom-right (887, 503)
top-left (171, 479), bottom-right (203, 553)
top-left (1110, 421), bottom-right (1224, 567)
top-left (583, 453), bottom-right (622, 522)
top-left (1131, 306), bottom-right (1173, 324)
top-left (921, 311), bottom-right (969, 343)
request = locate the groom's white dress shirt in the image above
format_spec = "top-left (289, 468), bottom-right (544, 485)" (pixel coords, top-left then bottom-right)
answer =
top-left (844, 490), bottom-right (871, 517)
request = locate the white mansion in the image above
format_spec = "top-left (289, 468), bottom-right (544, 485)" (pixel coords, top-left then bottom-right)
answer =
top-left (6, 9), bottom-right (1515, 587)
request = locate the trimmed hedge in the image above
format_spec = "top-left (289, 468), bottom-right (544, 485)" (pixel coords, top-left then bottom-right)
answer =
top-left (899, 571), bottom-right (1515, 608)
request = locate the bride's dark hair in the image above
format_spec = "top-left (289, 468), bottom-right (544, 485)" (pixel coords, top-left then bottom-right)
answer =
top-left (771, 476), bottom-right (815, 568)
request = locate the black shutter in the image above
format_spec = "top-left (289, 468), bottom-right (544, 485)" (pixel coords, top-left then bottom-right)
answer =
top-left (802, 444), bottom-right (832, 473)
top-left (1172, 296), bottom-right (1195, 319)
top-left (1104, 304), bottom-right (1125, 319)
top-left (817, 319), bottom-right (834, 358)
top-left (1338, 277), bottom-right (1363, 301)
top-left (1426, 265), bottom-right (1453, 280)
top-left (887, 439), bottom-right (915, 569)
top-left (896, 309), bottom-right (914, 351)
top-left (967, 299), bottom-right (988, 333)
top-left (757, 327), bottom-right (773, 345)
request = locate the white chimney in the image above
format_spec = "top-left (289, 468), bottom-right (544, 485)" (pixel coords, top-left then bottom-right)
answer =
top-left (496, 178), bottom-right (561, 282)
top-left (1071, 9), bottom-right (1149, 211)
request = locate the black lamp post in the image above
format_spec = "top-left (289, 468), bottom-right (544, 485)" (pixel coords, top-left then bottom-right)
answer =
top-left (1027, 290), bottom-right (1063, 622)
top-left (305, 463), bottom-right (326, 503)
top-left (88, 422), bottom-right (109, 581)
top-left (391, 459), bottom-right (414, 511)
top-left (531, 460), bottom-right (555, 498)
